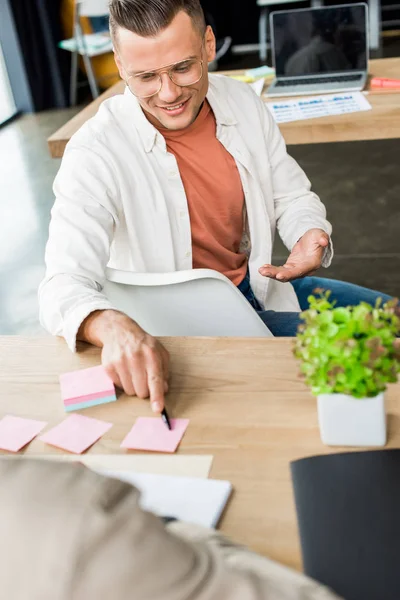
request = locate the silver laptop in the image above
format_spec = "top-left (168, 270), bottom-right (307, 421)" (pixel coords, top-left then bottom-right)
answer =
top-left (267, 4), bottom-right (368, 97)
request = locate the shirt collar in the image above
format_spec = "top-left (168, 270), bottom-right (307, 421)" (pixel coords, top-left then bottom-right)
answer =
top-left (123, 74), bottom-right (238, 153)
top-left (207, 75), bottom-right (238, 128)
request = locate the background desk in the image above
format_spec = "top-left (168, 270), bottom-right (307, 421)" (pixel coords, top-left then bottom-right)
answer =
top-left (47, 57), bottom-right (400, 157)
top-left (1, 336), bottom-right (400, 571)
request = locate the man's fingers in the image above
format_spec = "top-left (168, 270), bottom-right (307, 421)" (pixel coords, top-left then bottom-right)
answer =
top-left (258, 264), bottom-right (281, 278)
top-left (259, 264), bottom-right (303, 282)
top-left (117, 362), bottom-right (137, 397)
top-left (104, 364), bottom-right (123, 391)
top-left (161, 347), bottom-right (170, 380)
top-left (127, 355), bottom-right (149, 399)
top-left (145, 349), bottom-right (165, 413)
top-left (147, 371), bottom-right (165, 413)
top-left (319, 235), bottom-right (329, 247)
top-left (275, 268), bottom-right (303, 282)
top-left (104, 362), bottom-right (136, 396)
top-left (101, 325), bottom-right (170, 407)
top-left (156, 345), bottom-right (170, 394)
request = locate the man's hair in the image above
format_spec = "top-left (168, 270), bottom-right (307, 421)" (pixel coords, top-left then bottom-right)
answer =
top-left (109, 0), bottom-right (206, 45)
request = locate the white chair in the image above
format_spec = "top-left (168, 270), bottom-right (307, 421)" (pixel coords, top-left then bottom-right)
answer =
top-left (103, 267), bottom-right (272, 337)
top-left (257, 0), bottom-right (323, 62)
top-left (59, 0), bottom-right (112, 105)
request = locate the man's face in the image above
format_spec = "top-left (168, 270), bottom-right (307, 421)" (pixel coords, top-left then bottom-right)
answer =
top-left (115, 11), bottom-right (216, 130)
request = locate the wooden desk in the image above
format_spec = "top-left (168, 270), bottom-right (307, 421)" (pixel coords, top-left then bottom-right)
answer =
top-left (1, 335), bottom-right (400, 571)
top-left (48, 57), bottom-right (400, 157)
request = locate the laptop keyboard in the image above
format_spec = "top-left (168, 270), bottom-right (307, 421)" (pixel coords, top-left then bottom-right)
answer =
top-left (275, 74), bottom-right (363, 87)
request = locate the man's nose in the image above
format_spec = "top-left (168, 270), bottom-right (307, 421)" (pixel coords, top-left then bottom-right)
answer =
top-left (157, 72), bottom-right (182, 103)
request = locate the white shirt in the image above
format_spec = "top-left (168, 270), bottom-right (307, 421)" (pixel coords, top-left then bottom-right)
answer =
top-left (39, 74), bottom-right (333, 351)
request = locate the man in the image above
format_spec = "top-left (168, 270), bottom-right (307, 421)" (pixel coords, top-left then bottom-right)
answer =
top-left (39, 0), bottom-right (393, 414)
top-left (0, 458), bottom-right (342, 599)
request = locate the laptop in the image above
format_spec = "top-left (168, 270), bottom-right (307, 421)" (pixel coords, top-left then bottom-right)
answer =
top-left (267, 4), bottom-right (368, 97)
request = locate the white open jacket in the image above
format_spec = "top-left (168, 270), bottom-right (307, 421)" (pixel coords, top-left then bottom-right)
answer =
top-left (39, 74), bottom-right (332, 350)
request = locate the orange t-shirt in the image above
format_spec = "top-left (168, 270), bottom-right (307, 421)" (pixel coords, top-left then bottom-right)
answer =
top-left (155, 101), bottom-right (248, 286)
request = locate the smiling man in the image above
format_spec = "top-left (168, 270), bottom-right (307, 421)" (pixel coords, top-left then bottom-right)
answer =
top-left (114, 9), bottom-right (210, 129)
top-left (39, 0), bottom-right (394, 414)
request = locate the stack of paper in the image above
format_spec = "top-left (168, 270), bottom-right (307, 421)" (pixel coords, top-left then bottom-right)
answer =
top-left (60, 365), bottom-right (117, 412)
top-left (245, 65), bottom-right (275, 80)
top-left (97, 469), bottom-right (232, 527)
top-left (250, 79), bottom-right (265, 97)
top-left (267, 92), bottom-right (372, 124)
top-left (228, 66), bottom-right (274, 85)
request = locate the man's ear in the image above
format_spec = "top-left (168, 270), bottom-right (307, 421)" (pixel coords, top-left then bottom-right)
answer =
top-left (114, 51), bottom-right (126, 82)
top-left (204, 25), bottom-right (216, 63)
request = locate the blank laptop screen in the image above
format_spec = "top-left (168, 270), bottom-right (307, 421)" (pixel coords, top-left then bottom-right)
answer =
top-left (272, 5), bottom-right (368, 78)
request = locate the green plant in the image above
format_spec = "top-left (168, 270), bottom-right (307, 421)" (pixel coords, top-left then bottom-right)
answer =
top-left (293, 290), bottom-right (400, 398)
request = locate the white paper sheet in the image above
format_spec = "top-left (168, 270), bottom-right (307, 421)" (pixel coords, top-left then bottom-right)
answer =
top-left (250, 78), bottom-right (265, 97)
top-left (267, 92), bottom-right (372, 124)
top-left (98, 469), bottom-right (232, 528)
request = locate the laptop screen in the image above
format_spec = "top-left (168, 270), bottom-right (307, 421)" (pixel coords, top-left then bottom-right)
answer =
top-left (271, 5), bottom-right (368, 78)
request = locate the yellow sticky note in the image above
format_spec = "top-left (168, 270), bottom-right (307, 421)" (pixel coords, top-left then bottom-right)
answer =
top-left (228, 75), bottom-right (255, 83)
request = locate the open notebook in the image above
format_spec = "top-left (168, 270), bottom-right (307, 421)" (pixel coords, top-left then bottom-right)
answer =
top-left (97, 469), bottom-right (232, 528)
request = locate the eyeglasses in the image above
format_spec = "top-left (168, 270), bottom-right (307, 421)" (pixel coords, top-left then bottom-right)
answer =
top-left (127, 58), bottom-right (204, 99)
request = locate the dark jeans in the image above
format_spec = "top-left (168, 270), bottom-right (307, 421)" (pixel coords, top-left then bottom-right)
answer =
top-left (237, 274), bottom-right (394, 337)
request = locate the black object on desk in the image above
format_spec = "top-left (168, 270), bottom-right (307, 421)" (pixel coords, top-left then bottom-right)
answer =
top-left (291, 450), bottom-right (400, 600)
top-left (161, 408), bottom-right (171, 430)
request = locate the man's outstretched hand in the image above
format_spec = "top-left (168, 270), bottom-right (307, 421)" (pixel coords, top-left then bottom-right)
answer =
top-left (259, 228), bottom-right (330, 283)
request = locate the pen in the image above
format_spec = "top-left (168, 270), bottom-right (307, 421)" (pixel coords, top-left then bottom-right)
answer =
top-left (161, 408), bottom-right (172, 430)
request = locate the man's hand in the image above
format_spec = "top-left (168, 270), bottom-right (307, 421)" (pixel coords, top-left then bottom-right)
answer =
top-left (259, 228), bottom-right (330, 283)
top-left (78, 310), bottom-right (169, 413)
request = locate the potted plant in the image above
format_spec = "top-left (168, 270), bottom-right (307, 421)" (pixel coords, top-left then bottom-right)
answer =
top-left (293, 290), bottom-right (400, 447)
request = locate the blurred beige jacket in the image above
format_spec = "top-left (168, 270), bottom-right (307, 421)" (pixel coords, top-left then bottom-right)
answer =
top-left (0, 459), bottom-right (342, 600)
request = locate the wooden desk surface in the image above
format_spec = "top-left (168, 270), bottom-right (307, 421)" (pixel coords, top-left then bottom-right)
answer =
top-left (48, 57), bottom-right (400, 157)
top-left (1, 335), bottom-right (400, 571)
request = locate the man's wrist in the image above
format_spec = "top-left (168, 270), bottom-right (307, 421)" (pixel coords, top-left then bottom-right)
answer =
top-left (78, 309), bottom-right (139, 347)
top-left (296, 227), bottom-right (328, 244)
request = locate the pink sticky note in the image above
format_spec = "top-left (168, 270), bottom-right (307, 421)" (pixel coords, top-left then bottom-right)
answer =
top-left (0, 415), bottom-right (47, 452)
top-left (40, 414), bottom-right (112, 454)
top-left (121, 417), bottom-right (189, 453)
top-left (60, 365), bottom-right (115, 402)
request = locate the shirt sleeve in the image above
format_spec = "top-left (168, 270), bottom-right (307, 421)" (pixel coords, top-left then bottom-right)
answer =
top-left (38, 143), bottom-right (119, 352)
top-left (260, 100), bottom-right (334, 267)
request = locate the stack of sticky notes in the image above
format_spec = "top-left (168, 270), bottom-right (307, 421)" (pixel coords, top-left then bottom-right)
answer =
top-left (60, 365), bottom-right (116, 412)
top-left (245, 65), bottom-right (275, 80)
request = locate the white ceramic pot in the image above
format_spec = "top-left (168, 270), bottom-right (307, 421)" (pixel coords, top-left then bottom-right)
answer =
top-left (317, 392), bottom-right (386, 447)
